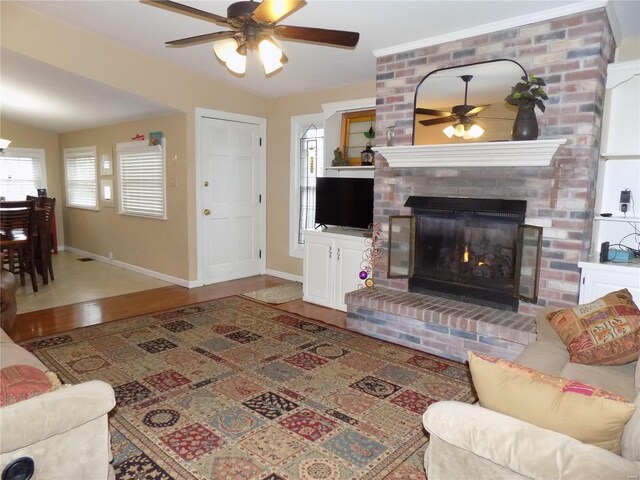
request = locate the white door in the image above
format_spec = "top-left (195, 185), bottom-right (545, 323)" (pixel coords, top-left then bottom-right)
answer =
top-left (335, 238), bottom-right (365, 311)
top-left (303, 233), bottom-right (334, 308)
top-left (201, 117), bottom-right (262, 284)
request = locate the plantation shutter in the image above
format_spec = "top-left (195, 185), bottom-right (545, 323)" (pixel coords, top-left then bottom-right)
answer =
top-left (117, 141), bottom-right (166, 219)
top-left (64, 147), bottom-right (97, 209)
top-left (0, 148), bottom-right (46, 201)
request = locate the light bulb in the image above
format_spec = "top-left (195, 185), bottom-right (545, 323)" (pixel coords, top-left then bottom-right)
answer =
top-left (443, 125), bottom-right (455, 138)
top-left (454, 124), bottom-right (465, 137)
top-left (462, 130), bottom-right (472, 140)
top-left (213, 38), bottom-right (239, 62)
top-left (468, 124), bottom-right (485, 138)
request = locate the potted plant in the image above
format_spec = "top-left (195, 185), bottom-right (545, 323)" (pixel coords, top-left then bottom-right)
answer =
top-left (505, 73), bottom-right (548, 140)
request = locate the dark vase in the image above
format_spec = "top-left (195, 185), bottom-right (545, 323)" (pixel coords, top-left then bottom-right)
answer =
top-left (512, 105), bottom-right (539, 141)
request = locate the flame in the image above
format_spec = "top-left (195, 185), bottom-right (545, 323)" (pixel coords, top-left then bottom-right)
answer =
top-left (463, 246), bottom-right (469, 263)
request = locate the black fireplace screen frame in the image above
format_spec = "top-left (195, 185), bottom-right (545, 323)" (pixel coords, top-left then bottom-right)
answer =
top-left (388, 196), bottom-right (542, 311)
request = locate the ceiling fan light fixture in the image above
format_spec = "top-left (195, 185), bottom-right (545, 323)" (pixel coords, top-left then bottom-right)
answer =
top-left (226, 52), bottom-right (247, 74)
top-left (443, 125), bottom-right (455, 138)
top-left (213, 38), bottom-right (239, 63)
top-left (0, 138), bottom-right (11, 152)
top-left (468, 124), bottom-right (485, 138)
top-left (258, 37), bottom-right (285, 74)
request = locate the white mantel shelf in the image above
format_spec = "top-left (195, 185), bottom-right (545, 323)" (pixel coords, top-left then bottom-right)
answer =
top-left (376, 138), bottom-right (567, 168)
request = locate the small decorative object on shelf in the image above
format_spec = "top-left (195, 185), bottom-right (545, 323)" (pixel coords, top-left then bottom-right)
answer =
top-left (359, 223), bottom-right (382, 289)
top-left (505, 73), bottom-right (548, 141)
top-left (132, 133), bottom-right (145, 141)
top-left (149, 131), bottom-right (164, 146)
top-left (332, 147), bottom-right (346, 166)
top-left (360, 143), bottom-right (375, 166)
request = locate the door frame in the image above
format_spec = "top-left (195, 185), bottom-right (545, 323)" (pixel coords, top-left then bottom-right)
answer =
top-left (195, 108), bottom-right (267, 287)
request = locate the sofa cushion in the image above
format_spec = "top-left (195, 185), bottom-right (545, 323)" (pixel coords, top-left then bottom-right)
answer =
top-left (0, 365), bottom-right (59, 406)
top-left (468, 351), bottom-right (636, 454)
top-left (546, 289), bottom-right (640, 366)
top-left (560, 361), bottom-right (637, 401)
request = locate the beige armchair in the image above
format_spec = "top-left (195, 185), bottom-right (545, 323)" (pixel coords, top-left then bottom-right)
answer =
top-left (0, 272), bottom-right (116, 480)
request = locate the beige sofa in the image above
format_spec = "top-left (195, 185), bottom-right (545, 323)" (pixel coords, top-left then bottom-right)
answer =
top-left (423, 307), bottom-right (640, 479)
top-left (0, 272), bottom-right (116, 480)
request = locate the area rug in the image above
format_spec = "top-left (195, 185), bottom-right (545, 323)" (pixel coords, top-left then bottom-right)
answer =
top-left (243, 282), bottom-right (303, 304)
top-left (22, 296), bottom-right (476, 479)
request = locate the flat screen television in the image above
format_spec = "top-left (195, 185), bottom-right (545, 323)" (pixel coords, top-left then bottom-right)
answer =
top-left (315, 177), bottom-right (374, 229)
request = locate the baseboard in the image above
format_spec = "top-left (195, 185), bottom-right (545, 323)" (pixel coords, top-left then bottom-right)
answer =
top-left (265, 269), bottom-right (303, 283)
top-left (62, 246), bottom-right (191, 288)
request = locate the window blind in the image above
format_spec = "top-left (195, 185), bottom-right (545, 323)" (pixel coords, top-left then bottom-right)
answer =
top-left (64, 147), bottom-right (97, 209)
top-left (0, 148), bottom-right (46, 201)
top-left (117, 142), bottom-right (165, 219)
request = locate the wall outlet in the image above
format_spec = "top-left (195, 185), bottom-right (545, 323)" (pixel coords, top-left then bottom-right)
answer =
top-left (620, 189), bottom-right (631, 212)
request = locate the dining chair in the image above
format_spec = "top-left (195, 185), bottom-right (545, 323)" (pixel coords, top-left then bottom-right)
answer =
top-left (0, 200), bottom-right (38, 292)
top-left (26, 195), bottom-right (56, 282)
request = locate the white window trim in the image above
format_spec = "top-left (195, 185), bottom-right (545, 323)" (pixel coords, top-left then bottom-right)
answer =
top-left (64, 146), bottom-right (98, 210)
top-left (0, 147), bottom-right (47, 200)
top-left (289, 113), bottom-right (323, 258)
top-left (116, 140), bottom-right (167, 220)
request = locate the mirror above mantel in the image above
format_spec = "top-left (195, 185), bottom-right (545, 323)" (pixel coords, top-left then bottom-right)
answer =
top-left (413, 59), bottom-right (527, 145)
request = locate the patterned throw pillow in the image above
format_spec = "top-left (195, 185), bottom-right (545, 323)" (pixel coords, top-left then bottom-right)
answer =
top-left (0, 365), bottom-right (58, 406)
top-left (546, 289), bottom-right (640, 365)
top-left (468, 351), bottom-right (636, 454)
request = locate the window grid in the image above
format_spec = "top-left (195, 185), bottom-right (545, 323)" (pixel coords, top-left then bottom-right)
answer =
top-left (0, 148), bottom-right (46, 201)
top-left (117, 142), bottom-right (166, 219)
top-left (298, 125), bottom-right (323, 245)
top-left (64, 147), bottom-right (97, 209)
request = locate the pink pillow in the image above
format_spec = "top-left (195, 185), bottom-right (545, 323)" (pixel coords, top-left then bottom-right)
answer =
top-left (0, 365), bottom-right (55, 406)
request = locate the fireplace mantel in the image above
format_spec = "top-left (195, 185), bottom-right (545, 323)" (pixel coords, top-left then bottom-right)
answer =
top-left (376, 138), bottom-right (567, 168)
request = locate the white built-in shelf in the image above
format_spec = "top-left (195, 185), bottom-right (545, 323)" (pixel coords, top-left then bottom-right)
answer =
top-left (325, 166), bottom-right (375, 171)
top-left (594, 215), bottom-right (640, 223)
top-left (376, 138), bottom-right (567, 168)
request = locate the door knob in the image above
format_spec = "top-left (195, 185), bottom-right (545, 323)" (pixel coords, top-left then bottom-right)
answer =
top-left (204, 181), bottom-right (209, 187)
top-left (203, 209), bottom-right (211, 216)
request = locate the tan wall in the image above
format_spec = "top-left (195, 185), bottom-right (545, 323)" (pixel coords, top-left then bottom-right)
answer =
top-left (1, 3), bottom-right (268, 281)
top-left (58, 114), bottom-right (188, 280)
top-left (265, 81), bottom-right (375, 276)
top-left (0, 118), bottom-right (65, 246)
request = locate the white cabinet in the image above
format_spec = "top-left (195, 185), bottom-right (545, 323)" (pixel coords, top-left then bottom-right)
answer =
top-left (578, 260), bottom-right (640, 304)
top-left (303, 230), bottom-right (366, 311)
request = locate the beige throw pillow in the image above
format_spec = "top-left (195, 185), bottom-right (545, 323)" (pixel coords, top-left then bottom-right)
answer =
top-left (468, 351), bottom-right (636, 454)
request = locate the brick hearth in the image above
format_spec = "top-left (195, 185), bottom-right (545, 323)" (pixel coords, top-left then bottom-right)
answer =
top-left (346, 288), bottom-right (536, 363)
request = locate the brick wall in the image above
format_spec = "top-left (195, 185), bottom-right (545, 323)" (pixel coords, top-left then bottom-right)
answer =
top-left (372, 8), bottom-right (615, 315)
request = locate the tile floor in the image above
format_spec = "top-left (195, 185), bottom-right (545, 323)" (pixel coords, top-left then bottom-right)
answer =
top-left (15, 251), bottom-right (171, 314)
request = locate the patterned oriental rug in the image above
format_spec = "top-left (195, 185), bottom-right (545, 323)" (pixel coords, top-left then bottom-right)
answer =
top-left (22, 296), bottom-right (476, 480)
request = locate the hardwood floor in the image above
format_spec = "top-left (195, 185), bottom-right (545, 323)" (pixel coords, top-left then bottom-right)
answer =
top-left (10, 275), bottom-right (347, 342)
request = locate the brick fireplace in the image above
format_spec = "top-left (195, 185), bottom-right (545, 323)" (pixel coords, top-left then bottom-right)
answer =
top-left (345, 8), bottom-right (615, 362)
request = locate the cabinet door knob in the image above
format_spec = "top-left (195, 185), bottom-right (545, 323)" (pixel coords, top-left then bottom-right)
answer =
top-left (204, 181), bottom-right (209, 187)
top-left (203, 209), bottom-right (211, 216)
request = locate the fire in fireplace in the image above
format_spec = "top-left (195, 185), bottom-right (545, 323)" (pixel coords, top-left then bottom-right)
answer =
top-left (399, 196), bottom-right (541, 311)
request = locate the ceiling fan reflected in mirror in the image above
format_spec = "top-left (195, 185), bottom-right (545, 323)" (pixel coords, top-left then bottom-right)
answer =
top-left (416, 75), bottom-right (490, 140)
top-left (141, 0), bottom-right (360, 76)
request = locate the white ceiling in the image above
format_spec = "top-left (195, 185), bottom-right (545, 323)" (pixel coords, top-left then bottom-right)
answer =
top-left (2, 0), bottom-right (639, 133)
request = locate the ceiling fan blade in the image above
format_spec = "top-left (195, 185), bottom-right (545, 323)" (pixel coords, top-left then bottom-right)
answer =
top-left (141, 0), bottom-right (230, 26)
top-left (415, 107), bottom-right (453, 117)
top-left (420, 116), bottom-right (455, 126)
top-left (466, 104), bottom-right (490, 116)
top-left (252, 0), bottom-right (306, 24)
top-left (166, 31), bottom-right (237, 47)
top-left (274, 25), bottom-right (359, 47)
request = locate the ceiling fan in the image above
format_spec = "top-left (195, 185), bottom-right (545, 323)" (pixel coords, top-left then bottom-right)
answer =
top-left (141, 0), bottom-right (360, 76)
top-left (415, 75), bottom-right (489, 139)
